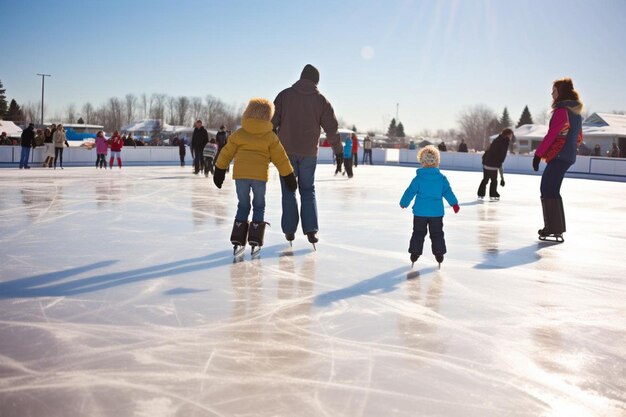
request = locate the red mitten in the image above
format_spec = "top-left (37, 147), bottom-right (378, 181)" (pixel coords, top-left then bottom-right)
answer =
top-left (453, 204), bottom-right (460, 213)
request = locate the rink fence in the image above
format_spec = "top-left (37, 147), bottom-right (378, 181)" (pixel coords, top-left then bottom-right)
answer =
top-left (1, 146), bottom-right (625, 180)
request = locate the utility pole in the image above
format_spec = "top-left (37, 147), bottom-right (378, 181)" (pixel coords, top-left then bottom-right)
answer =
top-left (36, 73), bottom-right (51, 125)
top-left (396, 103), bottom-right (399, 122)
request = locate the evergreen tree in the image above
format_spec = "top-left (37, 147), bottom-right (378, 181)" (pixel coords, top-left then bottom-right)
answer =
top-left (351, 124), bottom-right (357, 132)
top-left (77, 117), bottom-right (85, 124)
top-left (396, 122), bottom-right (406, 137)
top-left (488, 118), bottom-right (501, 136)
top-left (6, 99), bottom-right (24, 122)
top-left (387, 118), bottom-right (397, 137)
top-left (0, 80), bottom-right (7, 119)
top-left (499, 107), bottom-right (512, 129)
top-left (516, 105), bottom-right (534, 127)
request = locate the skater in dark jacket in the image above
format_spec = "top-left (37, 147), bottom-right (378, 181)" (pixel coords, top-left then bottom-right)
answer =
top-left (191, 120), bottom-right (209, 175)
top-left (532, 77), bottom-right (584, 242)
top-left (213, 98), bottom-right (297, 254)
top-left (178, 138), bottom-right (186, 167)
top-left (477, 128), bottom-right (512, 200)
top-left (400, 145), bottom-right (459, 267)
top-left (19, 123), bottom-right (35, 169)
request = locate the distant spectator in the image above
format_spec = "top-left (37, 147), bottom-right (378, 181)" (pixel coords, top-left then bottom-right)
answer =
top-left (438, 141), bottom-right (447, 152)
top-left (408, 140), bottom-right (416, 150)
top-left (610, 143), bottom-right (620, 158)
top-left (343, 134), bottom-right (354, 178)
top-left (0, 132), bottom-right (7, 145)
top-left (362, 136), bottom-right (373, 165)
top-left (577, 142), bottom-right (591, 156)
top-left (124, 133), bottom-right (137, 148)
top-left (202, 138), bottom-right (218, 177)
top-left (191, 120), bottom-right (209, 175)
top-left (53, 124), bottom-right (70, 169)
top-left (109, 130), bottom-right (124, 169)
top-left (35, 129), bottom-right (45, 147)
top-left (351, 132), bottom-right (359, 168)
top-left (43, 128), bottom-right (54, 168)
top-left (593, 144), bottom-right (601, 156)
top-left (216, 125), bottom-right (227, 151)
top-left (19, 123), bottom-right (35, 169)
top-left (95, 131), bottom-right (108, 169)
top-left (458, 139), bottom-right (468, 153)
top-left (178, 137), bottom-right (186, 167)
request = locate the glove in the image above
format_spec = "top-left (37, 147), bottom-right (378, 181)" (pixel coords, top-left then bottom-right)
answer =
top-left (532, 155), bottom-right (540, 172)
top-left (282, 172), bottom-right (298, 193)
top-left (453, 204), bottom-right (460, 214)
top-left (335, 153), bottom-right (344, 165)
top-left (500, 179), bottom-right (505, 187)
top-left (400, 204), bottom-right (406, 209)
top-left (213, 167), bottom-right (226, 189)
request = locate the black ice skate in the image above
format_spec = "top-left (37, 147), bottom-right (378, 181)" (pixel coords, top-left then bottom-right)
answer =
top-left (248, 221), bottom-right (268, 256)
top-left (538, 197), bottom-right (565, 243)
top-left (435, 253), bottom-right (444, 269)
top-left (306, 231), bottom-right (319, 251)
top-left (285, 232), bottom-right (295, 246)
top-left (230, 220), bottom-right (249, 256)
top-left (410, 253), bottom-right (419, 267)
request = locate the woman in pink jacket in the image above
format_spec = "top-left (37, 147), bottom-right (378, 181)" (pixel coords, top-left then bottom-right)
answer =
top-left (94, 131), bottom-right (108, 169)
top-left (109, 130), bottom-right (124, 169)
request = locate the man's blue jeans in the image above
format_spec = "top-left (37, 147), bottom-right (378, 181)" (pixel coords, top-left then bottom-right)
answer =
top-left (19, 146), bottom-right (31, 168)
top-left (280, 155), bottom-right (318, 234)
top-left (235, 179), bottom-right (266, 222)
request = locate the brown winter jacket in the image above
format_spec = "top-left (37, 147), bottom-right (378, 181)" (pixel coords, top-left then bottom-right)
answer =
top-left (271, 79), bottom-right (342, 157)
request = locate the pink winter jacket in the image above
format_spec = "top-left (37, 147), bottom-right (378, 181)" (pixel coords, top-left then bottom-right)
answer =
top-left (95, 136), bottom-right (108, 154)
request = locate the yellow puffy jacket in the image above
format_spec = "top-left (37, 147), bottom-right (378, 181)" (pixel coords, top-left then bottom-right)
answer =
top-left (215, 118), bottom-right (293, 182)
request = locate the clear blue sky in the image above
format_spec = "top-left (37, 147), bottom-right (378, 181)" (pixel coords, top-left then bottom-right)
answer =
top-left (2, 0), bottom-right (625, 133)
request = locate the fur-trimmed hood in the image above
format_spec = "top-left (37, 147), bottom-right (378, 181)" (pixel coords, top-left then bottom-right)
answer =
top-left (555, 100), bottom-right (583, 115)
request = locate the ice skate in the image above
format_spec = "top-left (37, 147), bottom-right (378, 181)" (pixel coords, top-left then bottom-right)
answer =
top-left (489, 196), bottom-right (500, 201)
top-left (435, 254), bottom-right (444, 269)
top-left (248, 221), bottom-right (268, 256)
top-left (230, 220), bottom-right (249, 257)
top-left (538, 197), bottom-right (565, 243)
top-left (306, 231), bottom-right (318, 251)
top-left (285, 232), bottom-right (295, 247)
top-left (410, 253), bottom-right (419, 267)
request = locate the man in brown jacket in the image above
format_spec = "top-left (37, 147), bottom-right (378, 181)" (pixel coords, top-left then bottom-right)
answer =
top-left (272, 64), bottom-right (343, 246)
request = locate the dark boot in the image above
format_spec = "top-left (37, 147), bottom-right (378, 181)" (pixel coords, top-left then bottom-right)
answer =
top-left (248, 221), bottom-right (267, 247)
top-left (539, 198), bottom-right (565, 241)
top-left (230, 220), bottom-right (249, 246)
top-left (306, 231), bottom-right (318, 244)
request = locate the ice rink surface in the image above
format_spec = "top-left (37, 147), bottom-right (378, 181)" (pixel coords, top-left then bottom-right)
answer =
top-left (0, 164), bottom-right (625, 417)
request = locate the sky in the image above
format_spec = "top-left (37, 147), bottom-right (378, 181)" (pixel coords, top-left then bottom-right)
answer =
top-left (1, 0), bottom-right (625, 134)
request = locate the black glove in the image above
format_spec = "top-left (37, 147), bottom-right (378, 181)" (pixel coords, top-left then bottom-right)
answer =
top-left (282, 172), bottom-right (298, 193)
top-left (500, 179), bottom-right (505, 187)
top-left (335, 153), bottom-right (344, 165)
top-left (532, 155), bottom-right (540, 172)
top-left (213, 167), bottom-right (226, 189)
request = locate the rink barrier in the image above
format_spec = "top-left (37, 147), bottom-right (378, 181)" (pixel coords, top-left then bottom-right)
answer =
top-left (2, 146), bottom-right (625, 180)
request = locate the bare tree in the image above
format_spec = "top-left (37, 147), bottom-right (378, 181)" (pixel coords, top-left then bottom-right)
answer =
top-left (190, 97), bottom-right (203, 124)
top-left (22, 102), bottom-right (38, 124)
top-left (166, 96), bottom-right (176, 125)
top-left (140, 93), bottom-right (148, 120)
top-left (82, 102), bottom-right (94, 124)
top-left (65, 103), bottom-right (77, 124)
top-left (457, 104), bottom-right (497, 151)
top-left (175, 96), bottom-right (190, 126)
top-left (149, 93), bottom-right (167, 121)
top-left (107, 97), bottom-right (123, 130)
top-left (125, 94), bottom-right (138, 124)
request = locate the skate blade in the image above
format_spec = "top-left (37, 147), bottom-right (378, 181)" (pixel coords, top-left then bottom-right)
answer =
top-left (539, 235), bottom-right (564, 243)
top-left (233, 245), bottom-right (246, 257)
top-left (312, 243), bottom-right (316, 251)
top-left (251, 246), bottom-right (261, 256)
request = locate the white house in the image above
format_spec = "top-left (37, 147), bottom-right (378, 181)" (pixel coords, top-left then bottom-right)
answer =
top-left (509, 113), bottom-right (626, 155)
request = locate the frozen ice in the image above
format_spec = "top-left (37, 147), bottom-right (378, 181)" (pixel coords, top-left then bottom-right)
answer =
top-left (0, 165), bottom-right (625, 417)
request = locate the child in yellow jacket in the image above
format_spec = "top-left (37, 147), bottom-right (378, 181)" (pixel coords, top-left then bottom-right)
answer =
top-left (213, 98), bottom-right (297, 252)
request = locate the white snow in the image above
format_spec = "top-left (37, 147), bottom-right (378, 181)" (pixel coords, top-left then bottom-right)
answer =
top-left (0, 165), bottom-right (624, 417)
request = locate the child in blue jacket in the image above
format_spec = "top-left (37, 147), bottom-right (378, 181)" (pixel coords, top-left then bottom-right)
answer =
top-left (399, 145), bottom-right (459, 266)
top-left (342, 135), bottom-right (354, 178)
